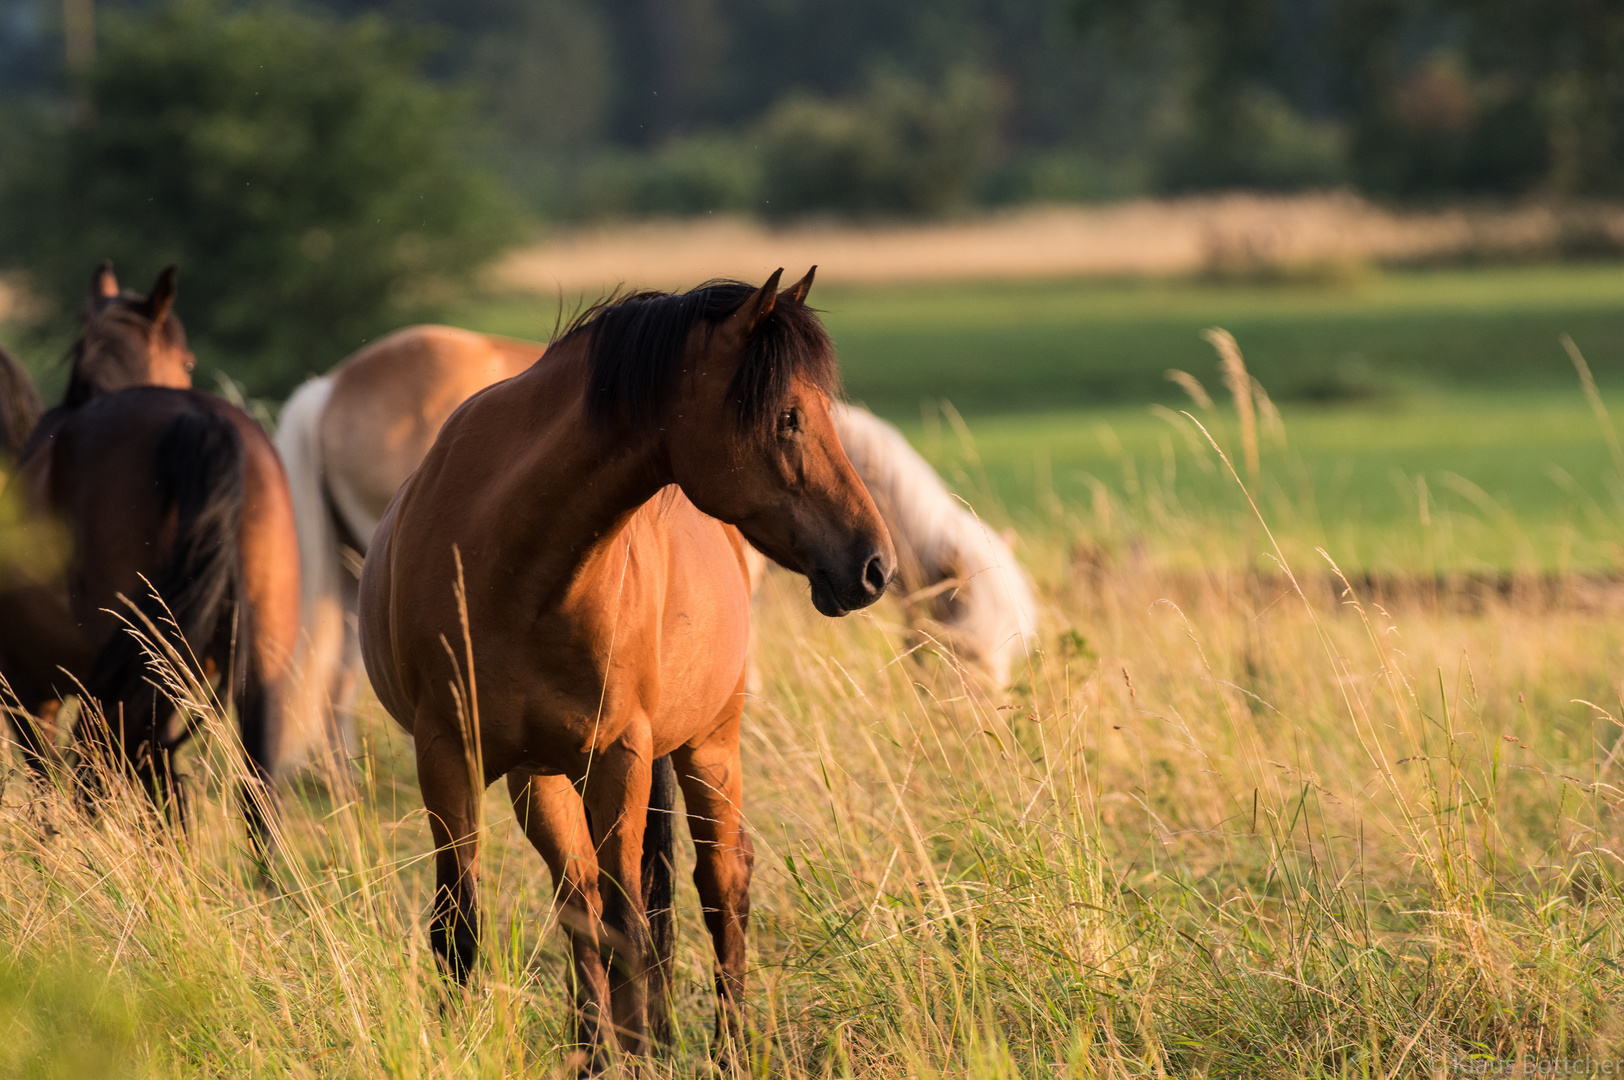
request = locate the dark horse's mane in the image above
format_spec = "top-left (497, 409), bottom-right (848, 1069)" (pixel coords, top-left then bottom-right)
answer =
top-left (64, 298), bottom-right (187, 407)
top-left (557, 279), bottom-right (840, 437)
top-left (0, 342), bottom-right (42, 458)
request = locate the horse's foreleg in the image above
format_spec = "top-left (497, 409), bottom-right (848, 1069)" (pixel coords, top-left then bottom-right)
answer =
top-left (417, 730), bottom-right (482, 984)
top-left (582, 745), bottom-right (654, 1056)
top-left (673, 705), bottom-right (753, 1052)
top-left (643, 754), bottom-right (679, 1046)
top-left (507, 770), bottom-right (612, 1065)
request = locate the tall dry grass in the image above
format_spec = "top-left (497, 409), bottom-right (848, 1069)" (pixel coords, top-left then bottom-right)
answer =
top-left (3, 387), bottom-right (1623, 1078)
top-left (488, 194), bottom-right (1624, 295)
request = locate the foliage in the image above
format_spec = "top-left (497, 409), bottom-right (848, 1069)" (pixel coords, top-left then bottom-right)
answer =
top-left (756, 69), bottom-right (998, 220)
top-left (573, 134), bottom-right (764, 219)
top-left (1158, 87), bottom-right (1347, 192)
top-left (0, 0), bottom-right (514, 395)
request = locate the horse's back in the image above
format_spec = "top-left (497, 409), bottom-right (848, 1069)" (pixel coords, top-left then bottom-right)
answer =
top-left (320, 325), bottom-right (544, 548)
top-left (25, 389), bottom-right (297, 662)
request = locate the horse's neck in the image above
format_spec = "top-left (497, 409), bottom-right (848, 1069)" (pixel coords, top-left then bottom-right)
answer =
top-left (64, 354), bottom-right (142, 406)
top-left (487, 357), bottom-right (672, 599)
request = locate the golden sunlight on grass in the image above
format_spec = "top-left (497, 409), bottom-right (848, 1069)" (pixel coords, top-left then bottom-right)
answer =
top-left (3, 429), bottom-right (1622, 1075)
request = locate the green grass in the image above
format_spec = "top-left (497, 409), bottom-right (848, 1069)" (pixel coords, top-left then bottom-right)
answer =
top-left (451, 261), bottom-right (1624, 417)
top-left (6, 498), bottom-right (1623, 1077)
top-left (908, 391), bottom-right (1624, 572)
top-left (448, 263), bottom-right (1624, 572)
top-left (6, 262), bottom-right (1624, 1076)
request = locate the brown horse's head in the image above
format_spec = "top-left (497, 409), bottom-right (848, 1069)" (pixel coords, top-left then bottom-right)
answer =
top-left (65, 262), bottom-right (195, 406)
top-left (573, 269), bottom-right (895, 616)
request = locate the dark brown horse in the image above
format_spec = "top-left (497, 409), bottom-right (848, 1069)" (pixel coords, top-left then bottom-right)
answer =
top-left (359, 270), bottom-right (895, 1064)
top-left (0, 342), bottom-right (43, 467)
top-left (0, 264), bottom-right (299, 852)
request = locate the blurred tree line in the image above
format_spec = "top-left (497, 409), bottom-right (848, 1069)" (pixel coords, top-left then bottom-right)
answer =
top-left (1, 0), bottom-right (1622, 392)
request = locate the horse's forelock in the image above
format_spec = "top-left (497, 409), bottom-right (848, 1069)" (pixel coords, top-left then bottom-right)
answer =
top-left (565, 280), bottom-right (840, 438)
top-left (66, 303), bottom-right (170, 405)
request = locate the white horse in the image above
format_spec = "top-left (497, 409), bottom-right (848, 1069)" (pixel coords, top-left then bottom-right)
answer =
top-left (829, 403), bottom-right (1037, 684)
top-left (276, 325), bottom-right (1038, 762)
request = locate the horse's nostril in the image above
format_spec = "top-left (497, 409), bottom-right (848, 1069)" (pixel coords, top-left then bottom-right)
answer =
top-left (863, 554), bottom-right (888, 596)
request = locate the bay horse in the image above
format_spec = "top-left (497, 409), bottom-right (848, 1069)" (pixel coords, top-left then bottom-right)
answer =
top-left (0, 264), bottom-right (300, 853)
top-left (278, 321), bottom-right (1033, 762)
top-left (358, 270), bottom-right (895, 1062)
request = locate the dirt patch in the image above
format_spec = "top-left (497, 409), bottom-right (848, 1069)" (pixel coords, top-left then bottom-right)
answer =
top-left (489, 193), bottom-right (1624, 294)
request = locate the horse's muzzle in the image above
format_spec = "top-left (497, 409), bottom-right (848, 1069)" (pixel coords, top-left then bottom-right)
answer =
top-left (809, 547), bottom-right (894, 617)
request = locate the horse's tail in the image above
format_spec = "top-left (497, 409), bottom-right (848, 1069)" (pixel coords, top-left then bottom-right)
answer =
top-left (0, 342), bottom-right (42, 462)
top-left (642, 753), bottom-right (679, 1039)
top-left (88, 408), bottom-right (246, 733)
top-left (274, 375), bottom-right (347, 766)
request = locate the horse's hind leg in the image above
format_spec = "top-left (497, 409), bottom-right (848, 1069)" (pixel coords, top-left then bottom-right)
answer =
top-left (673, 698), bottom-right (754, 1052)
top-left (233, 649), bottom-right (283, 864)
top-left (417, 727), bottom-right (483, 984)
top-left (507, 769), bottom-right (612, 1066)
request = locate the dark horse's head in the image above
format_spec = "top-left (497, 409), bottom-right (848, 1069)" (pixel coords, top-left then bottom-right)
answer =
top-left (566, 268), bottom-right (896, 616)
top-left (65, 262), bottom-right (195, 407)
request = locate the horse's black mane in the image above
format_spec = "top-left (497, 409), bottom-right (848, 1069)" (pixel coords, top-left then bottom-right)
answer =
top-left (64, 296), bottom-right (187, 407)
top-left (557, 279), bottom-right (839, 436)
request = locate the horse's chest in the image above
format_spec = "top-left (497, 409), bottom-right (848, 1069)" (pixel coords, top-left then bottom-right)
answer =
top-left (483, 600), bottom-right (744, 772)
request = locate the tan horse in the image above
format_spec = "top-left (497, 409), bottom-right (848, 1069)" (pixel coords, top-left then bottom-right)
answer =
top-left (0, 264), bottom-right (300, 854)
top-left (358, 271), bottom-right (894, 1063)
top-left (276, 326), bottom-right (543, 755)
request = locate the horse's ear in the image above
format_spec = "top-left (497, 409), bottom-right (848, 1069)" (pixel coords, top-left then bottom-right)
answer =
top-left (146, 266), bottom-right (178, 325)
top-left (782, 265), bottom-right (816, 305)
top-left (90, 260), bottom-right (119, 308)
top-left (731, 268), bottom-right (783, 339)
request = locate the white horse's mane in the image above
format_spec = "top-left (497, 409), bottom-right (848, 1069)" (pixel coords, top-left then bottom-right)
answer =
top-left (831, 403), bottom-right (1038, 685)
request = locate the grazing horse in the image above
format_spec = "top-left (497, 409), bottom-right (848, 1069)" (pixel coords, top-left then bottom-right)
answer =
top-left (830, 405), bottom-right (1037, 684)
top-left (358, 270), bottom-right (895, 1061)
top-left (0, 264), bottom-right (300, 851)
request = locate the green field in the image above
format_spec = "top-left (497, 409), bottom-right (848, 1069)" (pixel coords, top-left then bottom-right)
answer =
top-left (452, 263), bottom-right (1624, 571)
top-left (454, 262), bottom-right (1624, 415)
top-left (904, 393), bottom-right (1624, 572)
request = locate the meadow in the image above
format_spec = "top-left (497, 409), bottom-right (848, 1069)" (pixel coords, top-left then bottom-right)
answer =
top-left (458, 261), bottom-right (1624, 571)
top-left (4, 262), bottom-right (1624, 1077)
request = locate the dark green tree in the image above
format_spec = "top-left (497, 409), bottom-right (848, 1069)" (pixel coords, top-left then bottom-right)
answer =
top-left (1451, 0), bottom-right (1624, 197)
top-left (756, 68), bottom-right (997, 219)
top-left (0, 0), bottom-right (514, 394)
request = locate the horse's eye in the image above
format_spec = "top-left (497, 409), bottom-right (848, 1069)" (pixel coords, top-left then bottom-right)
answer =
top-left (778, 407), bottom-right (801, 435)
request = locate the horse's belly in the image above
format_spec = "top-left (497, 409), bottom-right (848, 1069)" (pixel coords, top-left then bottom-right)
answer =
top-left (650, 517), bottom-right (751, 751)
